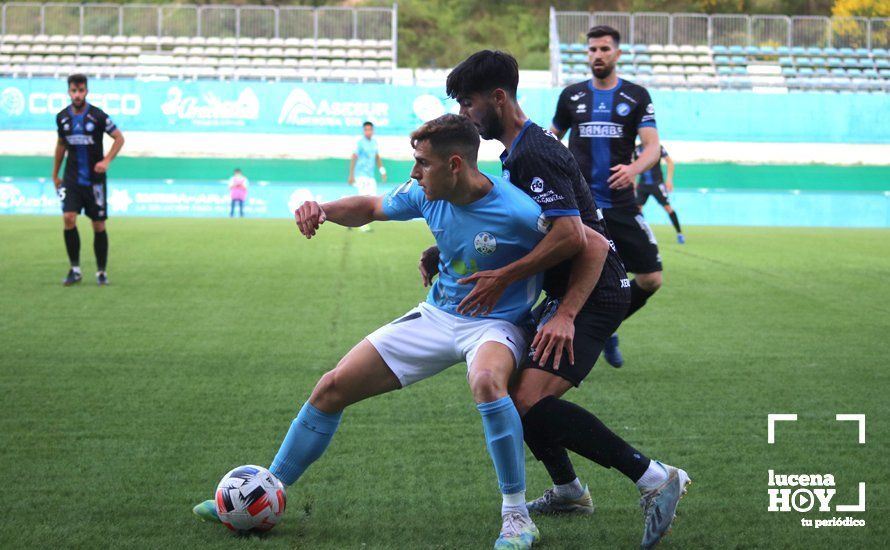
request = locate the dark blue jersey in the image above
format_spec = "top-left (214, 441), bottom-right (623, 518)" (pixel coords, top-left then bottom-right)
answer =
top-left (56, 103), bottom-right (117, 186)
top-left (553, 78), bottom-right (656, 209)
top-left (500, 121), bottom-right (630, 311)
top-left (633, 145), bottom-right (669, 186)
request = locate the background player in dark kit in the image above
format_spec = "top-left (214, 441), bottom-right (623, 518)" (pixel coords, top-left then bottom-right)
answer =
top-left (551, 25), bottom-right (664, 367)
top-left (52, 74), bottom-right (125, 286)
top-left (634, 143), bottom-right (684, 243)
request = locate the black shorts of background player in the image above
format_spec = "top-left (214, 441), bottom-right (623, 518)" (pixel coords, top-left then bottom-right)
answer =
top-left (52, 74), bottom-right (125, 286)
top-left (551, 25), bottom-right (666, 367)
top-left (634, 143), bottom-right (684, 243)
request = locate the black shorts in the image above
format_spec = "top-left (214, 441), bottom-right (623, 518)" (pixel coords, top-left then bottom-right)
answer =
top-left (636, 183), bottom-right (670, 207)
top-left (522, 297), bottom-right (627, 387)
top-left (60, 182), bottom-right (107, 221)
top-left (602, 206), bottom-right (661, 274)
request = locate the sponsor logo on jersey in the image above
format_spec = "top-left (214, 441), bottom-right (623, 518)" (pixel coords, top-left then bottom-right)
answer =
top-left (65, 135), bottom-right (95, 145)
top-left (570, 91), bottom-right (586, 101)
top-left (576, 103), bottom-right (587, 113)
top-left (616, 102), bottom-right (631, 116)
top-left (473, 232), bottom-right (497, 255)
top-left (530, 177), bottom-right (545, 193)
top-left (620, 278), bottom-right (631, 288)
top-left (578, 121), bottom-right (624, 138)
top-left (619, 91), bottom-right (637, 104)
top-left (595, 101), bottom-right (609, 113)
top-left (502, 169), bottom-right (510, 181)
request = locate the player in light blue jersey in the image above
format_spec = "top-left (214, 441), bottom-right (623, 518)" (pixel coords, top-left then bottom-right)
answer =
top-left (348, 121), bottom-right (387, 232)
top-left (194, 115), bottom-right (549, 549)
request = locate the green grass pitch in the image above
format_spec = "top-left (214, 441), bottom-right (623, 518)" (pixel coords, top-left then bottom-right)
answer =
top-left (1, 215), bottom-right (887, 549)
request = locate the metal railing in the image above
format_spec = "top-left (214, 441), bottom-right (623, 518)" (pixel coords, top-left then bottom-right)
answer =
top-left (553, 8), bottom-right (889, 49)
top-left (1, 2), bottom-right (397, 43)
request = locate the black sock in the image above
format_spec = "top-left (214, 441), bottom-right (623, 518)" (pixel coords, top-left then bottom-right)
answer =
top-left (521, 413), bottom-right (577, 485)
top-left (668, 211), bottom-right (682, 234)
top-left (64, 227), bottom-right (80, 266)
top-left (524, 396), bottom-right (650, 483)
top-left (94, 230), bottom-right (108, 272)
top-left (625, 279), bottom-right (655, 319)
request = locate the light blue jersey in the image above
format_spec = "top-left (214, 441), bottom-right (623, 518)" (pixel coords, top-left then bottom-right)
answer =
top-left (383, 174), bottom-right (547, 325)
top-left (355, 137), bottom-right (379, 180)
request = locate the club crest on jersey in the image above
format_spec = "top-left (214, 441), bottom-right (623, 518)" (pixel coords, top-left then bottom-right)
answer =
top-left (85, 121), bottom-right (95, 132)
top-left (530, 177), bottom-right (545, 194)
top-left (646, 103), bottom-right (655, 115)
top-left (473, 232), bottom-right (497, 255)
top-left (616, 103), bottom-right (630, 116)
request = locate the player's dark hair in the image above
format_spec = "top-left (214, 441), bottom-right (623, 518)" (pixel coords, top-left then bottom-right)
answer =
top-left (67, 73), bottom-right (87, 87)
top-left (363, 121), bottom-right (374, 128)
top-left (234, 168), bottom-right (241, 172)
top-left (410, 114), bottom-right (480, 165)
top-left (587, 25), bottom-right (620, 45)
top-left (446, 50), bottom-right (519, 100)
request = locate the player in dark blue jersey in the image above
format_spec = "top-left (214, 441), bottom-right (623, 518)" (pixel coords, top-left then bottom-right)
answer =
top-left (633, 143), bottom-right (684, 243)
top-left (419, 50), bottom-right (690, 549)
top-left (52, 74), bottom-right (125, 286)
top-left (552, 26), bottom-right (665, 368)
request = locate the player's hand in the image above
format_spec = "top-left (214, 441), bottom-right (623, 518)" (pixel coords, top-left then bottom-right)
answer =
top-left (94, 159), bottom-right (110, 174)
top-left (347, 176), bottom-right (355, 185)
top-left (294, 200), bottom-right (327, 239)
top-left (608, 164), bottom-right (636, 189)
top-left (531, 311), bottom-right (575, 370)
top-left (666, 179), bottom-right (674, 193)
top-left (456, 269), bottom-right (509, 316)
top-left (52, 175), bottom-right (62, 189)
top-left (419, 245), bottom-right (440, 287)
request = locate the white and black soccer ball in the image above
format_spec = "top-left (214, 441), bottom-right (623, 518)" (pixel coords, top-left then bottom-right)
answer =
top-left (215, 465), bottom-right (286, 533)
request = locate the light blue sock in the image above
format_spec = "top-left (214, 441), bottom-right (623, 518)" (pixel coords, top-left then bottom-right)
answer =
top-left (269, 401), bottom-right (342, 486)
top-left (478, 395), bottom-right (526, 496)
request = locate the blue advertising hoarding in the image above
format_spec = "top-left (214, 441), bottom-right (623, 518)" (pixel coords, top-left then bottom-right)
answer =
top-left (1, 77), bottom-right (889, 143)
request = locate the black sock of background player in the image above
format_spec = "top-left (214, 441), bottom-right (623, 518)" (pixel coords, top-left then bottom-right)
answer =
top-left (669, 211), bottom-right (682, 234)
top-left (625, 279), bottom-right (655, 319)
top-left (64, 227), bottom-right (80, 266)
top-left (521, 414), bottom-right (577, 485)
top-left (524, 396), bottom-right (650, 483)
top-left (94, 230), bottom-right (108, 272)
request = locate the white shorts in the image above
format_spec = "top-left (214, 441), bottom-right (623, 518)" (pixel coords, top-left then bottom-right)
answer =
top-left (355, 176), bottom-right (377, 196)
top-left (366, 302), bottom-right (529, 387)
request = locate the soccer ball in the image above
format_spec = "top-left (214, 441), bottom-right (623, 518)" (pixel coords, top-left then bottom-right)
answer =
top-left (215, 465), bottom-right (286, 533)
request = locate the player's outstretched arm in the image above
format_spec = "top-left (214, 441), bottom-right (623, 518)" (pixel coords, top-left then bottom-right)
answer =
top-left (665, 155), bottom-right (675, 192)
top-left (531, 225), bottom-right (610, 370)
top-left (456, 216), bottom-right (586, 316)
top-left (294, 196), bottom-right (388, 239)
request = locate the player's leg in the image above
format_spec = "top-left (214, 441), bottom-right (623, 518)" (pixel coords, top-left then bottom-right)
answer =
top-left (466, 330), bottom-right (539, 549)
top-left (230, 199), bottom-right (235, 217)
top-left (239, 199), bottom-right (244, 217)
top-left (86, 183), bottom-right (110, 285)
top-left (269, 338), bottom-right (401, 487)
top-left (61, 185), bottom-right (83, 285)
top-left (653, 183), bottom-right (683, 242)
